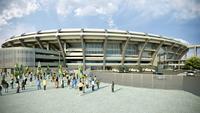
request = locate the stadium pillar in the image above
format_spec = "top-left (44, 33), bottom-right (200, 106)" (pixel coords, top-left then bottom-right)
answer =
top-left (151, 41), bottom-right (164, 65)
top-left (19, 39), bottom-right (26, 47)
top-left (138, 38), bottom-right (149, 66)
top-left (81, 29), bottom-right (86, 70)
top-left (194, 46), bottom-right (197, 56)
top-left (175, 46), bottom-right (182, 60)
top-left (35, 37), bottom-right (44, 49)
top-left (178, 48), bottom-right (188, 59)
top-left (56, 29), bottom-right (66, 67)
top-left (103, 29), bottom-right (108, 70)
top-left (121, 31), bottom-right (131, 66)
top-left (46, 43), bottom-right (50, 50)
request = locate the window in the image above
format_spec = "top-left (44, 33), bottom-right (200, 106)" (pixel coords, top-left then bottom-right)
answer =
top-left (85, 43), bottom-right (103, 54)
top-left (106, 43), bottom-right (120, 55)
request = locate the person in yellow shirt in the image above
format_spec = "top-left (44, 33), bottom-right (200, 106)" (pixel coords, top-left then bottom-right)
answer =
top-left (43, 79), bottom-right (47, 90)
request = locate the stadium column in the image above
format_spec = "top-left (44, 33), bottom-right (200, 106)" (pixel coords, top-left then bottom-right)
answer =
top-left (18, 39), bottom-right (26, 47)
top-left (35, 37), bottom-right (44, 49)
top-left (178, 47), bottom-right (188, 59)
top-left (46, 43), bottom-right (50, 50)
top-left (166, 43), bottom-right (175, 59)
top-left (151, 41), bottom-right (164, 65)
top-left (194, 46), bottom-right (197, 56)
top-left (103, 29), bottom-right (108, 70)
top-left (34, 31), bottom-right (44, 49)
top-left (56, 29), bottom-right (66, 67)
top-left (64, 43), bottom-right (67, 52)
top-left (81, 28), bottom-right (86, 70)
top-left (138, 38), bottom-right (149, 66)
top-left (121, 31), bottom-right (131, 66)
top-left (174, 46), bottom-right (182, 60)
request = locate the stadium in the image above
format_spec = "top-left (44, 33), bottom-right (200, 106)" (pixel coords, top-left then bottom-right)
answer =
top-left (0, 28), bottom-right (189, 70)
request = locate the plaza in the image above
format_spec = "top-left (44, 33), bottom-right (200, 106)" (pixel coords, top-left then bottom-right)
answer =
top-left (0, 80), bottom-right (200, 113)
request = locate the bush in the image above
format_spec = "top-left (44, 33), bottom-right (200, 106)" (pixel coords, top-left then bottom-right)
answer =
top-left (185, 56), bottom-right (200, 70)
top-left (118, 65), bottom-right (129, 73)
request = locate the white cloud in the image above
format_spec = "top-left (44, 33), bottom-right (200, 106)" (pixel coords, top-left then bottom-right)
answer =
top-left (56, 0), bottom-right (119, 17)
top-left (56, 0), bottom-right (120, 28)
top-left (125, 0), bottom-right (200, 20)
top-left (0, 0), bottom-right (39, 27)
top-left (0, 23), bottom-right (36, 47)
top-left (107, 16), bottom-right (117, 29)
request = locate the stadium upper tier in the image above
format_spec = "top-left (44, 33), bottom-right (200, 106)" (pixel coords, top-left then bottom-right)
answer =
top-left (1, 28), bottom-right (189, 69)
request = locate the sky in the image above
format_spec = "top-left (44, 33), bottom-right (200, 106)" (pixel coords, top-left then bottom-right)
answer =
top-left (0, 0), bottom-right (200, 47)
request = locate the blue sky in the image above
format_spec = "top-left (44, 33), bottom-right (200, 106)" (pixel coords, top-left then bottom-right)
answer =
top-left (0, 0), bottom-right (200, 46)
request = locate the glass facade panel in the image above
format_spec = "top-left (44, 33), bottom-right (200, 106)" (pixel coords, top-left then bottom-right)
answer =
top-left (142, 51), bottom-right (153, 58)
top-left (167, 53), bottom-right (174, 59)
top-left (125, 44), bottom-right (138, 55)
top-left (145, 43), bottom-right (157, 50)
top-left (0, 48), bottom-right (35, 68)
top-left (106, 43), bottom-right (120, 56)
top-left (85, 42), bottom-right (103, 54)
top-left (70, 43), bottom-right (81, 48)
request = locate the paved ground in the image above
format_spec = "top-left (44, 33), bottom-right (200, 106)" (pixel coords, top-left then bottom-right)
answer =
top-left (0, 81), bottom-right (200, 113)
top-left (94, 71), bottom-right (200, 96)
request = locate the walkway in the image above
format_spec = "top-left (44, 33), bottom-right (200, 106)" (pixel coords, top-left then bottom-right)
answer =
top-left (0, 81), bottom-right (200, 113)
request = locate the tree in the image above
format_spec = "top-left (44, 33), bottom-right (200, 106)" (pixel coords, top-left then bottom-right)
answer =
top-left (77, 65), bottom-right (84, 78)
top-left (184, 56), bottom-right (200, 70)
top-left (14, 64), bottom-right (20, 78)
top-left (58, 64), bottom-right (63, 77)
top-left (46, 65), bottom-right (51, 76)
top-left (37, 62), bottom-right (43, 77)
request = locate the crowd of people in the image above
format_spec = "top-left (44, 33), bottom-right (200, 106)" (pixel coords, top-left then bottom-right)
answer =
top-left (0, 69), bottom-right (112, 96)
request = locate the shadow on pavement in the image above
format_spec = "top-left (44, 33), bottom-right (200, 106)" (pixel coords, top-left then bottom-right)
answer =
top-left (114, 88), bottom-right (122, 93)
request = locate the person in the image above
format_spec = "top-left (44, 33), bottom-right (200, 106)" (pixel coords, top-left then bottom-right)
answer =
top-left (94, 76), bottom-right (97, 82)
top-left (43, 78), bottom-right (47, 90)
top-left (91, 79), bottom-right (95, 91)
top-left (1, 79), bottom-right (9, 93)
top-left (67, 75), bottom-right (71, 88)
top-left (36, 78), bottom-right (41, 90)
top-left (29, 73), bottom-right (33, 86)
top-left (111, 81), bottom-right (114, 92)
top-left (61, 78), bottom-right (64, 88)
top-left (24, 76), bottom-right (27, 85)
top-left (85, 78), bottom-right (89, 89)
top-left (96, 80), bottom-right (100, 89)
top-left (72, 76), bottom-right (77, 88)
top-left (56, 76), bottom-right (59, 88)
top-left (21, 80), bottom-right (25, 90)
top-left (10, 78), bottom-right (14, 89)
top-left (89, 76), bottom-right (92, 86)
top-left (16, 80), bottom-right (20, 93)
top-left (82, 82), bottom-right (85, 93)
top-left (78, 80), bottom-right (83, 92)
top-left (0, 85), bottom-right (2, 96)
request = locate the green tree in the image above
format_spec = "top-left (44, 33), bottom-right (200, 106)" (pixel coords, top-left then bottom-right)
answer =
top-left (14, 64), bottom-right (20, 78)
top-left (184, 56), bottom-right (200, 70)
top-left (58, 64), bottom-right (63, 77)
top-left (46, 65), bottom-right (51, 75)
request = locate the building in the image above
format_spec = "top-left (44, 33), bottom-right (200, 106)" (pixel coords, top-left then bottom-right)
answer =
top-left (0, 28), bottom-right (189, 70)
top-left (163, 45), bottom-right (200, 69)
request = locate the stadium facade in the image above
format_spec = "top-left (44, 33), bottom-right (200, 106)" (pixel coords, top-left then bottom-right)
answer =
top-left (0, 28), bottom-right (194, 70)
